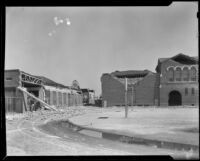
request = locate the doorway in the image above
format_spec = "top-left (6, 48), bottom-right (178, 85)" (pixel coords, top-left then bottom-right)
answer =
top-left (168, 90), bottom-right (182, 106)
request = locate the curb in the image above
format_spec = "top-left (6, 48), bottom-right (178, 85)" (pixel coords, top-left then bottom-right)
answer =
top-left (66, 119), bottom-right (199, 152)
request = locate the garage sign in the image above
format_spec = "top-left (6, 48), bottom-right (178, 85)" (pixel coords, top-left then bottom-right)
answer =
top-left (21, 72), bottom-right (42, 85)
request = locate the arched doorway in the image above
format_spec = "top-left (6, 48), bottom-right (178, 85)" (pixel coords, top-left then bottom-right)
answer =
top-left (168, 90), bottom-right (182, 106)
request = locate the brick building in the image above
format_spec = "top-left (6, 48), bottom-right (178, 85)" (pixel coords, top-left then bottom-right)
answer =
top-left (156, 53), bottom-right (198, 106)
top-left (4, 69), bottom-right (83, 113)
top-left (101, 53), bottom-right (198, 107)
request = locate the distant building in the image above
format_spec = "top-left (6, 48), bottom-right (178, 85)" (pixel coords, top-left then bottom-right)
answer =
top-left (101, 53), bottom-right (199, 107)
top-left (81, 88), bottom-right (95, 105)
top-left (4, 69), bottom-right (83, 113)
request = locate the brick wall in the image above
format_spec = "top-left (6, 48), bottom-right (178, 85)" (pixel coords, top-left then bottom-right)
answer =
top-left (160, 59), bottom-right (182, 84)
top-left (160, 83), bottom-right (199, 106)
top-left (135, 73), bottom-right (157, 106)
top-left (101, 73), bottom-right (158, 107)
top-left (101, 74), bottom-right (125, 107)
top-left (127, 88), bottom-right (135, 106)
top-left (159, 59), bottom-right (199, 106)
top-left (154, 73), bottom-right (160, 106)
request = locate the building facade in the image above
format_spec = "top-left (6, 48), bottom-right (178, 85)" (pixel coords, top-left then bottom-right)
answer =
top-left (81, 88), bottom-right (95, 105)
top-left (101, 70), bottom-right (158, 107)
top-left (156, 54), bottom-right (199, 106)
top-left (4, 69), bottom-right (83, 113)
top-left (101, 53), bottom-right (198, 107)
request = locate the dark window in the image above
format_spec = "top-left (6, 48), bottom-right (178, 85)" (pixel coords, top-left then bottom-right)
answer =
top-left (182, 67), bottom-right (189, 81)
top-left (191, 88), bottom-right (195, 95)
top-left (175, 67), bottom-right (181, 81)
top-left (185, 88), bottom-right (188, 96)
top-left (190, 67), bottom-right (197, 81)
top-left (6, 77), bottom-right (12, 81)
top-left (168, 67), bottom-right (174, 82)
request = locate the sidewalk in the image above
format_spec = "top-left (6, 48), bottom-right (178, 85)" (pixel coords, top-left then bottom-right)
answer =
top-left (68, 107), bottom-right (199, 149)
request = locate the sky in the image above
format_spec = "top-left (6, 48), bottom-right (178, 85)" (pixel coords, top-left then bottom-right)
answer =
top-left (5, 2), bottom-right (198, 96)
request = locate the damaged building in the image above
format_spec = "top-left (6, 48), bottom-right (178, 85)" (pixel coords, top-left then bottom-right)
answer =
top-left (81, 88), bottom-right (95, 105)
top-left (101, 53), bottom-right (199, 107)
top-left (101, 70), bottom-right (157, 107)
top-left (4, 69), bottom-right (83, 113)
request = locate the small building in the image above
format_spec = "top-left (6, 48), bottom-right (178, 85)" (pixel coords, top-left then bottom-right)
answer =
top-left (4, 69), bottom-right (83, 113)
top-left (81, 88), bottom-right (95, 105)
top-left (101, 53), bottom-right (199, 107)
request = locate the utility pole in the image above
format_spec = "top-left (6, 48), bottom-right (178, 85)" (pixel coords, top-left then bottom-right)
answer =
top-left (131, 86), bottom-right (134, 111)
top-left (125, 78), bottom-right (128, 118)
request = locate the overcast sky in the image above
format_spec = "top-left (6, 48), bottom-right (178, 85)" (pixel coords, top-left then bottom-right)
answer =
top-left (5, 2), bottom-right (198, 96)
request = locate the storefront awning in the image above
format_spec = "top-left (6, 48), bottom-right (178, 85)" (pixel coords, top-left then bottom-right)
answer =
top-left (21, 71), bottom-right (43, 86)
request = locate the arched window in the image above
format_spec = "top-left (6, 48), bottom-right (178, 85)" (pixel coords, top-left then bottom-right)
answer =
top-left (168, 67), bottom-right (174, 82)
top-left (182, 67), bottom-right (189, 81)
top-left (175, 67), bottom-right (181, 81)
top-left (190, 67), bottom-right (197, 81)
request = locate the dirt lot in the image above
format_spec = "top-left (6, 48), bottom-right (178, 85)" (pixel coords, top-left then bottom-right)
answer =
top-left (5, 106), bottom-right (199, 158)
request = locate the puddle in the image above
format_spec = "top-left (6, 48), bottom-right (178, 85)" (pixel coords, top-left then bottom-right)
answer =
top-left (62, 120), bottom-right (199, 153)
top-left (98, 117), bottom-right (109, 119)
top-left (79, 129), bottom-right (102, 138)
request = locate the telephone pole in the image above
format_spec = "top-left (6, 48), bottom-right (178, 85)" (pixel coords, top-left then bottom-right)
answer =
top-left (131, 86), bottom-right (134, 111)
top-left (125, 78), bottom-right (128, 118)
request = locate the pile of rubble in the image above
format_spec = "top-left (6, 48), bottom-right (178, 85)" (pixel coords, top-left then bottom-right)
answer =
top-left (6, 106), bottom-right (87, 122)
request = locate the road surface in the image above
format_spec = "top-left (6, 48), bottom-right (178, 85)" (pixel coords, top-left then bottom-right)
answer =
top-left (5, 106), bottom-right (197, 158)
